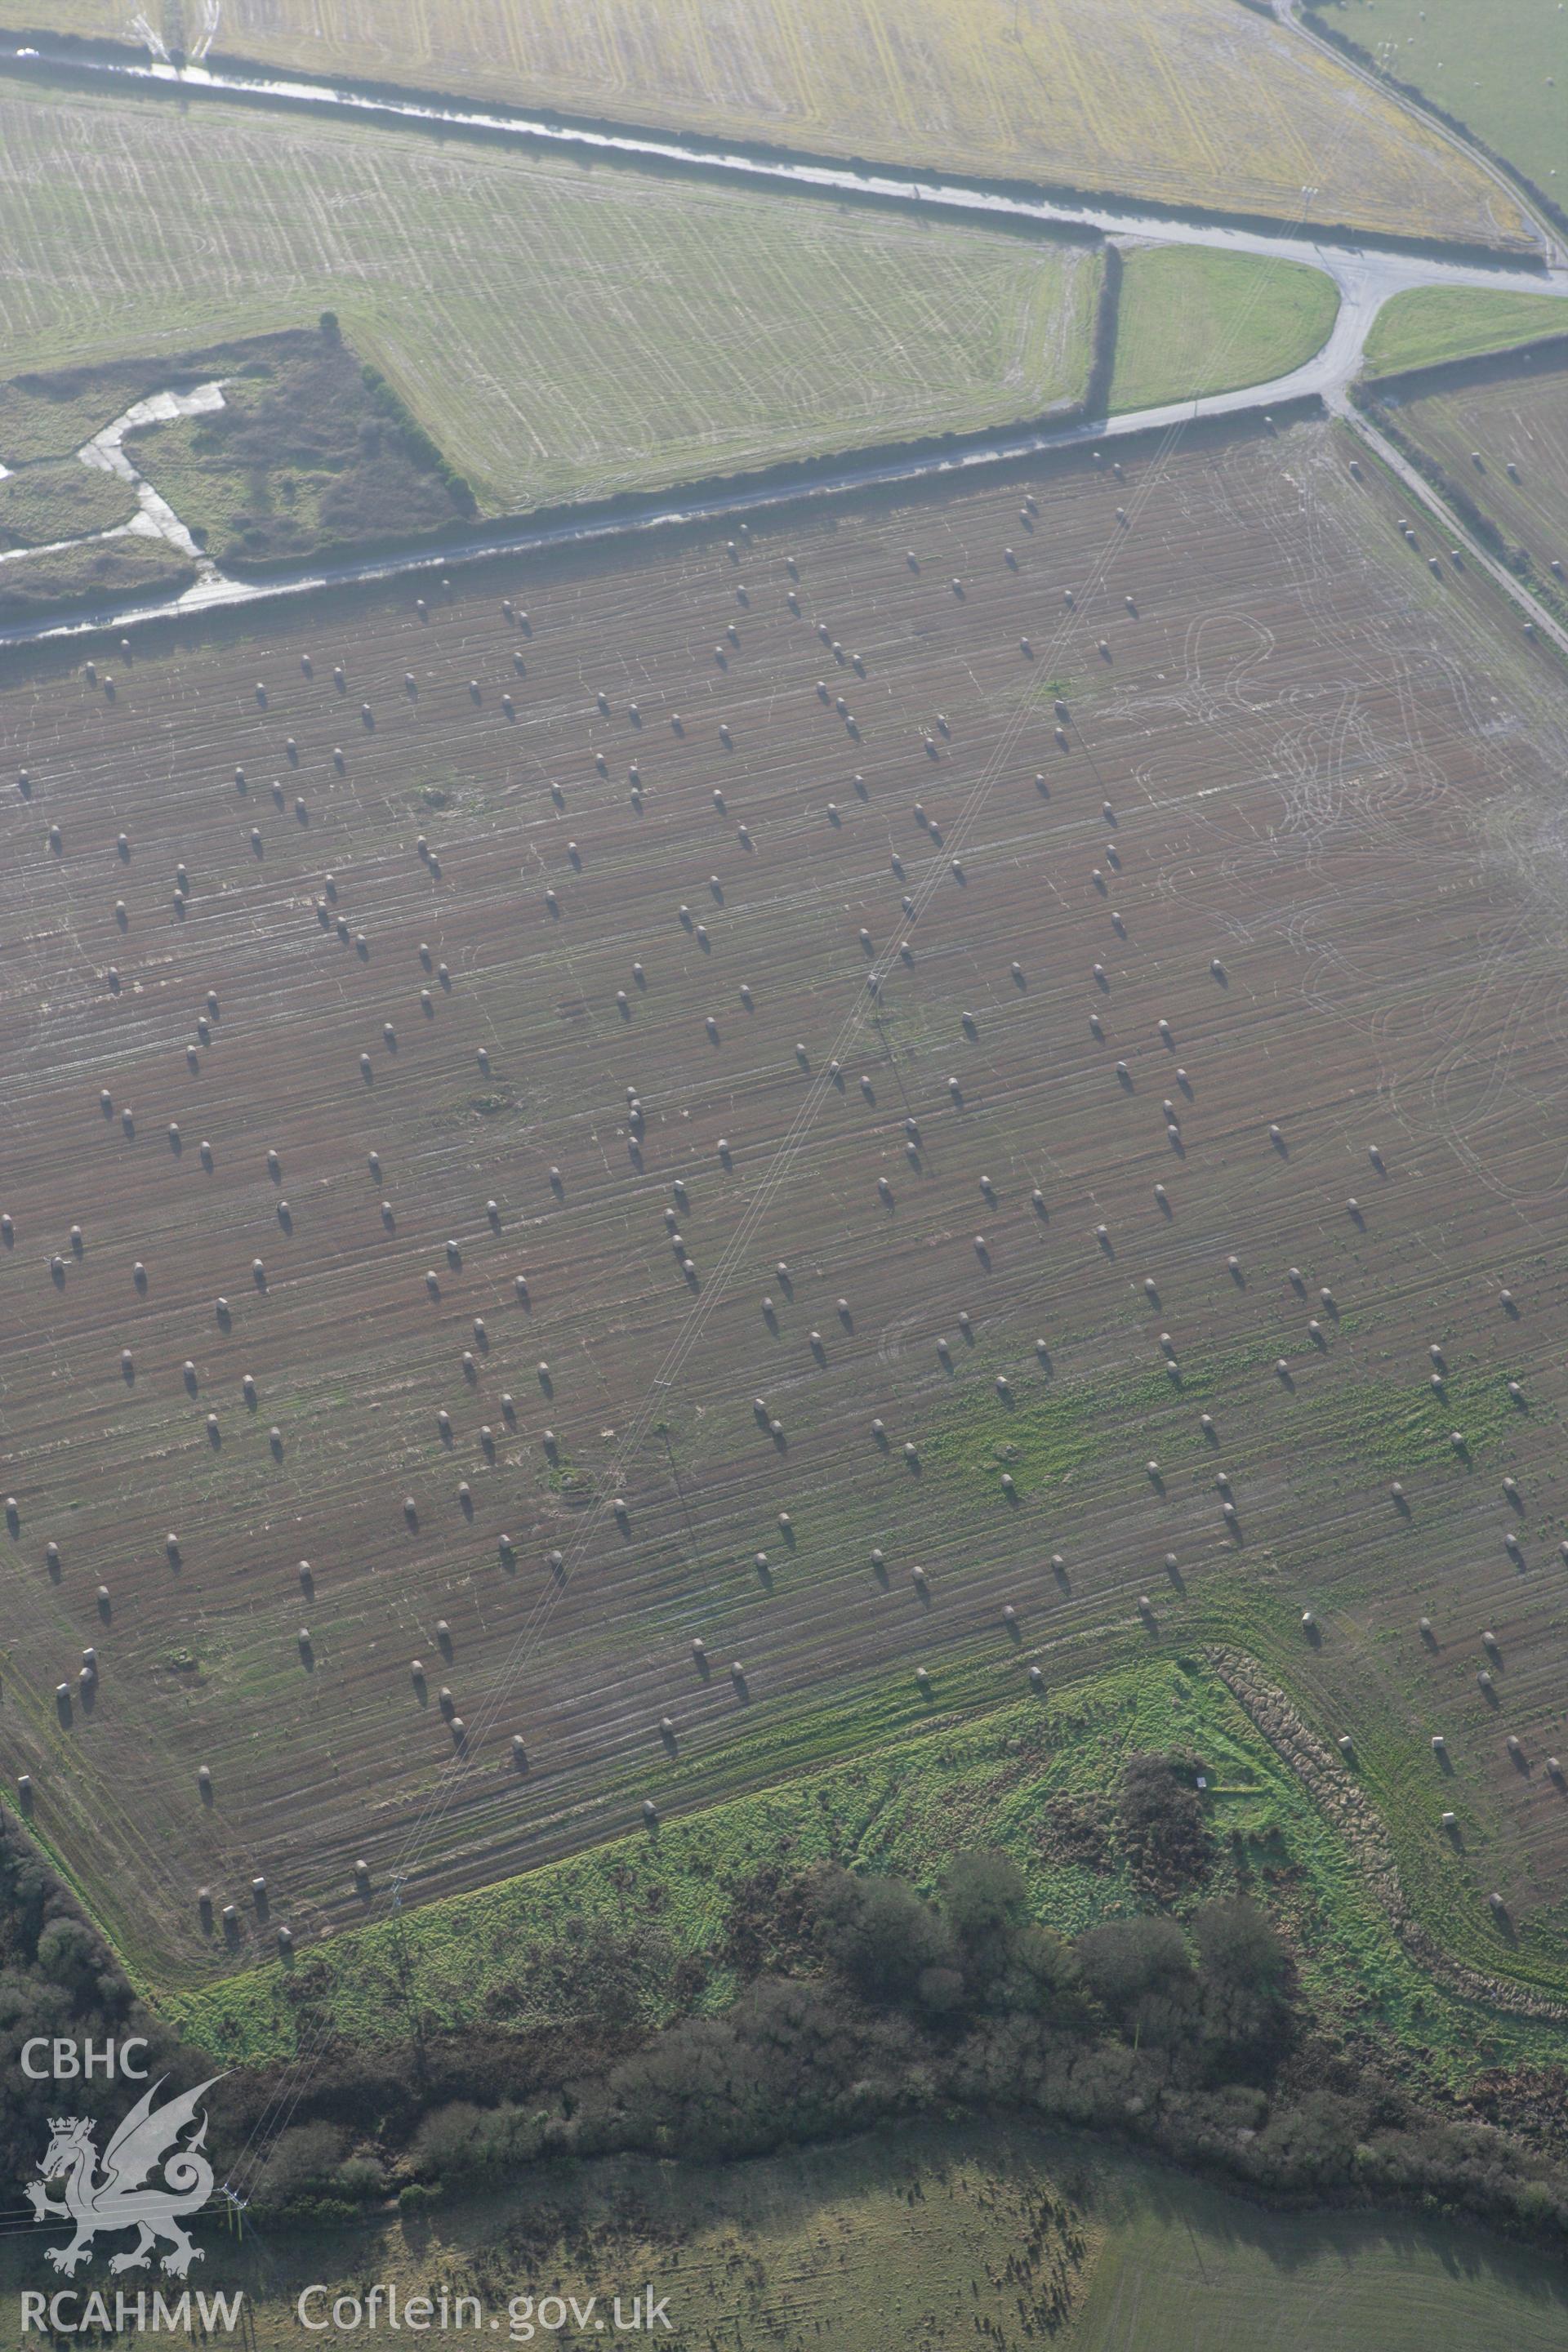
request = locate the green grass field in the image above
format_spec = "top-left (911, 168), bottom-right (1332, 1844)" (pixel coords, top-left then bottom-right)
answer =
top-left (1071, 2148), bottom-right (1568, 2352)
top-left (60, 2120), bottom-right (1563, 2351)
top-left (1307, 0), bottom-right (1568, 204)
top-left (0, 356), bottom-right (210, 466)
top-left (1362, 287), bottom-right (1568, 377)
top-left (0, 529), bottom-right (195, 621)
top-left (0, 80), bottom-right (1102, 519)
top-left (1107, 247), bottom-right (1338, 413)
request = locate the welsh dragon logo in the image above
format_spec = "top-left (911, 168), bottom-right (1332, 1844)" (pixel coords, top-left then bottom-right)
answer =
top-left (25, 2075), bottom-right (223, 2278)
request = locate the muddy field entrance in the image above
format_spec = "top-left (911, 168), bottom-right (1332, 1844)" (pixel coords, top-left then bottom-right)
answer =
top-left (2, 413), bottom-right (1566, 1993)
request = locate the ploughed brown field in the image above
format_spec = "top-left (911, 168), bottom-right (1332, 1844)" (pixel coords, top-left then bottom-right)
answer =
top-left (2, 412), bottom-right (1566, 1990)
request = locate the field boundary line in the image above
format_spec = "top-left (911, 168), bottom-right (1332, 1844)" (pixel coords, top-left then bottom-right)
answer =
top-left (1332, 392), bottom-right (1568, 664)
top-left (1275, 0), bottom-right (1562, 270)
top-left (1206, 1646), bottom-right (1568, 2021)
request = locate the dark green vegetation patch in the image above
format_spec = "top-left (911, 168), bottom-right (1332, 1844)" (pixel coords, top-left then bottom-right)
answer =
top-left (131, 324), bottom-right (477, 569)
top-left (0, 323), bottom-right (475, 623)
top-left (0, 535), bottom-right (197, 626)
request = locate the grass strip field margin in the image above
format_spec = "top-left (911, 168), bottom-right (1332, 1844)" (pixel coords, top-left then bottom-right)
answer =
top-left (162, 1649), bottom-right (1568, 2081)
top-left (1363, 287), bottom-right (1568, 377)
top-left (1107, 247), bottom-right (1339, 414)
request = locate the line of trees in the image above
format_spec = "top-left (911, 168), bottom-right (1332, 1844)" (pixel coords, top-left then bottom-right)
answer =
top-left (0, 1815), bottom-right (202, 2191)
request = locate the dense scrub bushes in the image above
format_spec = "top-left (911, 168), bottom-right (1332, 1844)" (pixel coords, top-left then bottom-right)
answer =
top-left (0, 1815), bottom-right (199, 2189)
top-left (123, 324), bottom-right (477, 568)
top-left (375, 1757), bottom-right (1568, 2250)
top-left (7, 1754), bottom-right (1568, 2252)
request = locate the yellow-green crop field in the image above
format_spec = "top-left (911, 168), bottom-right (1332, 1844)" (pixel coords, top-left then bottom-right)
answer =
top-left (0, 0), bottom-right (1531, 247)
top-left (0, 80), bottom-right (1102, 515)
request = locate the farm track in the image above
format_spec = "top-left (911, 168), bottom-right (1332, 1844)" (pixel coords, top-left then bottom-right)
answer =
top-left (5, 416), bottom-right (1568, 1999)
